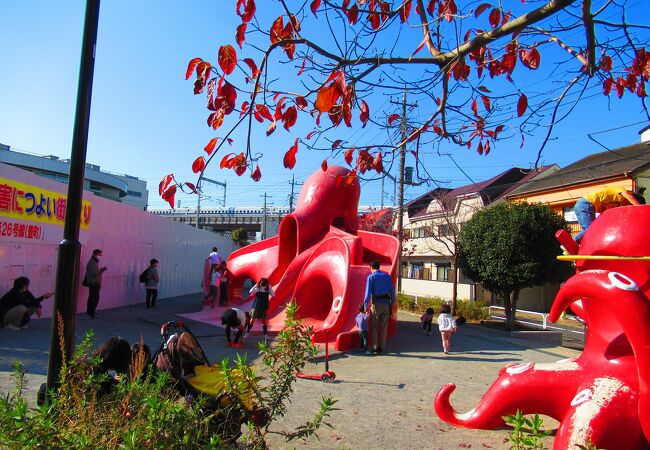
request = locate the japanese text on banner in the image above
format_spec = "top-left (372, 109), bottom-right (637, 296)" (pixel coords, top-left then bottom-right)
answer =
top-left (0, 178), bottom-right (92, 228)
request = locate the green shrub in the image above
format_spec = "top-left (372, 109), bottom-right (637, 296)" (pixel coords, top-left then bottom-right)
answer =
top-left (0, 303), bottom-right (336, 449)
top-left (397, 293), bottom-right (489, 321)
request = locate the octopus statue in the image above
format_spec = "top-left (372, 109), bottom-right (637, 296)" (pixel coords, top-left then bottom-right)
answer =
top-left (225, 165), bottom-right (400, 350)
top-left (434, 204), bottom-right (650, 449)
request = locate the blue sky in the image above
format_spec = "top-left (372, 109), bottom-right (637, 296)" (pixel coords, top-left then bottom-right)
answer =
top-left (1, 1), bottom-right (648, 210)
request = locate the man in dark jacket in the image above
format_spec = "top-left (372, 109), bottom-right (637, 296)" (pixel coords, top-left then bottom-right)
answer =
top-left (84, 249), bottom-right (107, 319)
top-left (0, 277), bottom-right (53, 330)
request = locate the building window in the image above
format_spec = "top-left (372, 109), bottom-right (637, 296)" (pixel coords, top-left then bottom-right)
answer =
top-left (436, 263), bottom-right (451, 281)
top-left (437, 224), bottom-right (452, 237)
top-left (127, 190), bottom-right (142, 198)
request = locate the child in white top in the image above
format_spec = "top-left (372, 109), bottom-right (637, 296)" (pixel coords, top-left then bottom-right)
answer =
top-left (437, 303), bottom-right (457, 354)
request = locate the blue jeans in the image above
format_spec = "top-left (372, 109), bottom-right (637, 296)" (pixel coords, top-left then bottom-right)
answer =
top-left (573, 198), bottom-right (595, 243)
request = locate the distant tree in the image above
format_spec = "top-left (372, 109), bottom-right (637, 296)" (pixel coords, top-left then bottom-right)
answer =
top-left (458, 202), bottom-right (572, 330)
top-left (231, 228), bottom-right (250, 246)
top-left (158, 0), bottom-right (650, 208)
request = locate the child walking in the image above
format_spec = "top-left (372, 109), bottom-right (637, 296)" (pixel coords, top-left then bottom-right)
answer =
top-left (420, 307), bottom-right (434, 335)
top-left (245, 277), bottom-right (274, 339)
top-left (355, 304), bottom-right (370, 354)
top-left (437, 304), bottom-right (457, 354)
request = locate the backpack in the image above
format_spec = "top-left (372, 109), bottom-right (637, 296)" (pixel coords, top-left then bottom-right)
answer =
top-left (139, 268), bottom-right (150, 283)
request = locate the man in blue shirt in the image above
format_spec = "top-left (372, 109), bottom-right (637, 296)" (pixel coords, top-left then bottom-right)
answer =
top-left (363, 260), bottom-right (396, 354)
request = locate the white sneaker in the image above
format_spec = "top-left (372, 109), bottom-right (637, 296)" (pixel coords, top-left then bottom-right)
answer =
top-left (20, 324), bottom-right (28, 330)
top-left (243, 333), bottom-right (249, 338)
top-left (5, 324), bottom-right (21, 331)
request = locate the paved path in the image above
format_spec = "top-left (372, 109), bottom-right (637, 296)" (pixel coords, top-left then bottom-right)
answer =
top-left (0, 294), bottom-right (579, 448)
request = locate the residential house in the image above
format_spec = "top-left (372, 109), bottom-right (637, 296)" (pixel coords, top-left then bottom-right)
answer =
top-left (505, 139), bottom-right (650, 311)
top-left (401, 166), bottom-right (557, 301)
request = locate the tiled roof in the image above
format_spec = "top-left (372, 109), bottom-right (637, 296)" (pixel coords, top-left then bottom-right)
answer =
top-left (408, 166), bottom-right (555, 219)
top-left (506, 141), bottom-right (650, 197)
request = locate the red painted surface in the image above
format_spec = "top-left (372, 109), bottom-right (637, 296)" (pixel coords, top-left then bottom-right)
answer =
top-left (435, 204), bottom-right (650, 449)
top-left (226, 165), bottom-right (400, 351)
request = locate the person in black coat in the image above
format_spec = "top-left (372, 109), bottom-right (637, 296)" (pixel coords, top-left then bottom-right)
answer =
top-left (0, 276), bottom-right (52, 331)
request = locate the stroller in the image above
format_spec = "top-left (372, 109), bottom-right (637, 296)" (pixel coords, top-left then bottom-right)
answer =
top-left (152, 320), bottom-right (268, 442)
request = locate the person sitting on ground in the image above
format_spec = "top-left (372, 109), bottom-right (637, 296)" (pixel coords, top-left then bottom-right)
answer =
top-left (355, 304), bottom-right (370, 354)
top-left (420, 307), bottom-right (435, 335)
top-left (221, 307), bottom-right (251, 348)
top-left (573, 187), bottom-right (645, 243)
top-left (245, 278), bottom-right (274, 340)
top-left (0, 276), bottom-right (53, 331)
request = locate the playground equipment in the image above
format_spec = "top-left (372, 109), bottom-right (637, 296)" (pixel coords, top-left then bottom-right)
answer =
top-left (225, 165), bottom-right (400, 351)
top-left (435, 204), bottom-right (650, 449)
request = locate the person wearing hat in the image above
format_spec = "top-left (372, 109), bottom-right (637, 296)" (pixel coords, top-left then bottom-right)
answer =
top-left (145, 259), bottom-right (160, 308)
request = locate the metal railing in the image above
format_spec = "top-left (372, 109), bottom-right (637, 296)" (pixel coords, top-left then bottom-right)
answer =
top-left (488, 306), bottom-right (585, 335)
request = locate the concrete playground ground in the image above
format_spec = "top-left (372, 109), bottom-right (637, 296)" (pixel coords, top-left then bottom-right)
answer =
top-left (0, 294), bottom-right (580, 449)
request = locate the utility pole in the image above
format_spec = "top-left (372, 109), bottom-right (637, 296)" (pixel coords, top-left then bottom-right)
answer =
top-left (260, 192), bottom-right (271, 239)
top-left (195, 177), bottom-right (226, 229)
top-left (288, 174), bottom-right (302, 211)
top-left (390, 86), bottom-right (417, 292)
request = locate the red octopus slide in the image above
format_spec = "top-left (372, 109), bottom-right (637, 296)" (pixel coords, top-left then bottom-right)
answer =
top-left (226, 165), bottom-right (400, 351)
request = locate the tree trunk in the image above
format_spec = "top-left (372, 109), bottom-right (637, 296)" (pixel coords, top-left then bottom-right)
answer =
top-left (502, 289), bottom-right (514, 331)
top-left (451, 256), bottom-right (459, 315)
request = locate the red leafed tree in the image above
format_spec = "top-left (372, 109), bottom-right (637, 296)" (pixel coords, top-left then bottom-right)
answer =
top-left (160, 0), bottom-right (649, 207)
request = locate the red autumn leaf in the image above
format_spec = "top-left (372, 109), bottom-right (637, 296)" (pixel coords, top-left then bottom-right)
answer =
top-left (478, 85), bottom-right (491, 93)
top-left (218, 45), bottom-right (237, 75)
top-left (321, 159), bottom-right (328, 172)
top-left (185, 58), bottom-right (202, 80)
top-left (204, 138), bottom-right (219, 155)
top-left (227, 138), bottom-right (234, 145)
top-left (369, 10), bottom-right (381, 30)
top-left (517, 93), bottom-right (528, 117)
top-left (600, 55), bottom-right (613, 72)
top-left (184, 182), bottom-right (198, 194)
top-left (251, 164), bottom-right (262, 181)
top-left (207, 109), bottom-right (225, 130)
top-left (192, 156), bottom-right (206, 174)
top-left (332, 139), bottom-right (343, 150)
top-left (484, 140), bottom-right (491, 155)
top-left (270, 16), bottom-right (284, 43)
top-left (388, 113), bottom-right (400, 125)
top-left (373, 152), bottom-right (383, 174)
top-left (347, 4), bottom-right (359, 24)
top-left (477, 141), bottom-right (484, 155)
top-left (298, 58), bottom-right (307, 76)
top-left (411, 38), bottom-right (426, 58)
top-left (481, 95), bottom-right (491, 112)
top-left (344, 147), bottom-right (355, 165)
top-left (310, 0), bottom-right (321, 16)
top-left (237, 0), bottom-right (256, 22)
top-left (234, 153), bottom-right (247, 176)
top-left (602, 77), bottom-right (614, 96)
top-left (161, 185), bottom-right (177, 209)
top-left (236, 23), bottom-right (247, 48)
top-left (519, 47), bottom-right (541, 70)
top-left (344, 170), bottom-right (357, 186)
top-left (359, 100), bottom-right (370, 128)
top-left (427, 0), bottom-right (435, 15)
top-left (266, 121), bottom-right (276, 136)
top-left (306, 131), bottom-right (318, 140)
top-left (400, 0), bottom-right (412, 22)
top-left (283, 139), bottom-right (299, 169)
top-left (474, 3), bottom-right (491, 17)
top-left (242, 58), bottom-right (259, 80)
top-left (471, 98), bottom-right (479, 117)
top-left (315, 85), bottom-right (341, 113)
top-left (282, 106), bottom-right (297, 130)
top-left (159, 174), bottom-right (174, 195)
top-left (274, 97), bottom-right (286, 120)
top-left (220, 153), bottom-right (234, 169)
top-left (240, 101), bottom-right (250, 118)
top-left (439, 0), bottom-right (457, 22)
top-left (488, 8), bottom-right (501, 28)
top-left (296, 96), bottom-right (308, 110)
top-left (255, 104), bottom-right (274, 121)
